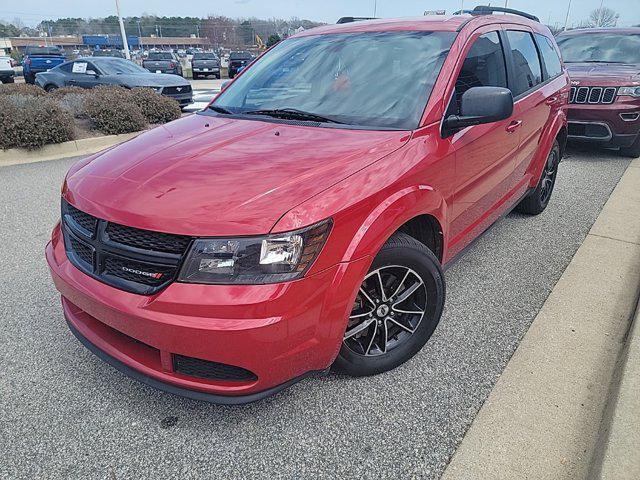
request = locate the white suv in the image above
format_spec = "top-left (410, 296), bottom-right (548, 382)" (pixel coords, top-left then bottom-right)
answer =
top-left (0, 56), bottom-right (15, 84)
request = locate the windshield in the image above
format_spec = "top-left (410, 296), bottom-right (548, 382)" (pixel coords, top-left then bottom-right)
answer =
top-left (230, 52), bottom-right (252, 60)
top-left (557, 33), bottom-right (640, 63)
top-left (214, 32), bottom-right (455, 130)
top-left (98, 59), bottom-right (147, 75)
top-left (194, 53), bottom-right (218, 60)
top-left (148, 52), bottom-right (174, 60)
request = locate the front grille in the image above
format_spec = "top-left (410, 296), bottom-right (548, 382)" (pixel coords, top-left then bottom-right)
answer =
top-left (173, 354), bottom-right (258, 382)
top-left (570, 86), bottom-right (616, 104)
top-left (106, 223), bottom-right (191, 255)
top-left (61, 199), bottom-right (192, 295)
top-left (162, 85), bottom-right (192, 96)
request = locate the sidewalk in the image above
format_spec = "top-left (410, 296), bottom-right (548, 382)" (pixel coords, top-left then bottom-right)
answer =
top-left (442, 159), bottom-right (640, 480)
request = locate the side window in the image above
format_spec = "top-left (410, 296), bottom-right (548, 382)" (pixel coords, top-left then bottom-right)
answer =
top-left (534, 33), bottom-right (563, 79)
top-left (506, 30), bottom-right (543, 96)
top-left (454, 31), bottom-right (508, 111)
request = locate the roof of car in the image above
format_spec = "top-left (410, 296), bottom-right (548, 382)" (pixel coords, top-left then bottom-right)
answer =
top-left (294, 13), bottom-right (546, 37)
top-left (557, 27), bottom-right (640, 36)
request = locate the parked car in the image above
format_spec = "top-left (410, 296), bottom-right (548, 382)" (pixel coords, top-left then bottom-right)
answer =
top-left (92, 49), bottom-right (125, 59)
top-left (228, 51), bottom-right (253, 78)
top-left (143, 51), bottom-right (183, 76)
top-left (191, 52), bottom-right (221, 79)
top-left (35, 57), bottom-right (193, 107)
top-left (22, 45), bottom-right (65, 84)
top-left (0, 55), bottom-right (15, 83)
top-left (47, 8), bottom-right (568, 404)
top-left (556, 28), bottom-right (640, 158)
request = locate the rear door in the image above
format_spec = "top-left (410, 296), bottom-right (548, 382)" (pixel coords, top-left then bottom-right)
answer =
top-left (502, 29), bottom-right (550, 181)
top-left (447, 28), bottom-right (521, 247)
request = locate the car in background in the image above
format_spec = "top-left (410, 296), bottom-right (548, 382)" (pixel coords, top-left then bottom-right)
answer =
top-left (35, 57), bottom-right (193, 107)
top-left (142, 51), bottom-right (183, 76)
top-left (228, 51), bottom-right (253, 78)
top-left (92, 49), bottom-right (126, 59)
top-left (0, 55), bottom-right (15, 83)
top-left (557, 28), bottom-right (640, 158)
top-left (22, 45), bottom-right (65, 84)
top-left (191, 52), bottom-right (220, 79)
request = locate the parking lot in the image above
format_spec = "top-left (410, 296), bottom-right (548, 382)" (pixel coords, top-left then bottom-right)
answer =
top-left (0, 145), bottom-right (630, 479)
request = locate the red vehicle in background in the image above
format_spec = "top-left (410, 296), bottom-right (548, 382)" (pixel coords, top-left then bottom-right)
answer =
top-left (46, 7), bottom-right (569, 404)
top-left (556, 28), bottom-right (640, 158)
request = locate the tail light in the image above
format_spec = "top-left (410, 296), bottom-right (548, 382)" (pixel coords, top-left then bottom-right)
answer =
top-left (169, 62), bottom-right (176, 68)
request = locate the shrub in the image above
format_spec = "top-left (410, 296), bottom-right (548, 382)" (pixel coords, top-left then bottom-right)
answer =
top-left (130, 88), bottom-right (182, 124)
top-left (84, 85), bottom-right (147, 134)
top-left (50, 86), bottom-right (88, 98)
top-left (0, 83), bottom-right (47, 97)
top-left (58, 93), bottom-right (88, 119)
top-left (0, 94), bottom-right (74, 150)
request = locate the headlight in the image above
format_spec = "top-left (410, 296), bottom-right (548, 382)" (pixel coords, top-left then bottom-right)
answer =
top-left (618, 86), bottom-right (640, 97)
top-left (178, 219), bottom-right (332, 284)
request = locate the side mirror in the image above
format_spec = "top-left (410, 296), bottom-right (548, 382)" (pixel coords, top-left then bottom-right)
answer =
top-left (221, 80), bottom-right (231, 91)
top-left (444, 86), bottom-right (513, 131)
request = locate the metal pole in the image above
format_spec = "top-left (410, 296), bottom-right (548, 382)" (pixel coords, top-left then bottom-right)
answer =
top-left (563, 0), bottom-right (572, 30)
top-left (115, 0), bottom-right (131, 59)
top-left (373, 0), bottom-right (377, 17)
top-left (137, 20), bottom-right (143, 51)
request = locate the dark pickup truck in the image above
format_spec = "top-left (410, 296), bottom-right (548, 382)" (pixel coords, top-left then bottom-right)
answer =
top-left (22, 46), bottom-right (66, 84)
top-left (143, 52), bottom-right (183, 76)
top-left (228, 51), bottom-right (253, 78)
top-left (191, 53), bottom-right (220, 79)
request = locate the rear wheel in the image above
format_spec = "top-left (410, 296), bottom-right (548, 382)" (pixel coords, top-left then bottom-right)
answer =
top-left (2, 76), bottom-right (14, 84)
top-left (619, 135), bottom-right (640, 158)
top-left (24, 73), bottom-right (35, 84)
top-left (332, 232), bottom-right (445, 377)
top-left (193, 73), bottom-right (199, 80)
top-left (515, 139), bottom-right (560, 215)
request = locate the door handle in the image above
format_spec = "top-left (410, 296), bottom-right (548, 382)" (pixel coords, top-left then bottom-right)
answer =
top-left (545, 96), bottom-right (558, 105)
top-left (506, 120), bottom-right (522, 133)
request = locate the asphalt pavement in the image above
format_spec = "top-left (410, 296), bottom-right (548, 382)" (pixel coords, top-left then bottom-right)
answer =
top-left (0, 145), bottom-right (631, 479)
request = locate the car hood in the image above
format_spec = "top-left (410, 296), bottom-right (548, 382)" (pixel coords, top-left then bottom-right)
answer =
top-left (119, 73), bottom-right (188, 87)
top-left (565, 63), bottom-right (640, 86)
top-left (64, 114), bottom-right (409, 236)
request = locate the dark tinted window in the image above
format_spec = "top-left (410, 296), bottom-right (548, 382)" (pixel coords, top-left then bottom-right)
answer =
top-left (455, 31), bottom-right (507, 110)
top-left (506, 31), bottom-right (543, 96)
top-left (148, 52), bottom-right (174, 60)
top-left (535, 34), bottom-right (563, 78)
top-left (57, 62), bottom-right (73, 73)
top-left (556, 33), bottom-right (640, 64)
top-left (26, 46), bottom-right (63, 56)
top-left (193, 53), bottom-right (218, 60)
top-left (230, 52), bottom-right (252, 60)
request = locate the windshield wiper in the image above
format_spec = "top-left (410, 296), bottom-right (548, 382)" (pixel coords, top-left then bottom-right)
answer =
top-left (208, 105), bottom-right (233, 115)
top-left (242, 108), bottom-right (345, 124)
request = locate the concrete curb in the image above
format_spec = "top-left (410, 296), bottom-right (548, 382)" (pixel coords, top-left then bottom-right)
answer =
top-left (0, 132), bottom-right (140, 168)
top-left (589, 296), bottom-right (640, 480)
top-left (442, 160), bottom-right (640, 480)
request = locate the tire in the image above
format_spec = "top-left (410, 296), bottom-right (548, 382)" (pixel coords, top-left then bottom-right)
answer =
top-left (2, 76), bottom-right (15, 84)
top-left (215, 73), bottom-right (220, 79)
top-left (619, 135), bottom-right (640, 158)
top-left (24, 73), bottom-right (35, 84)
top-left (515, 139), bottom-right (560, 215)
top-left (229, 71), bottom-right (235, 79)
top-left (193, 73), bottom-right (199, 80)
top-left (332, 232), bottom-right (446, 377)
top-left (44, 84), bottom-right (57, 92)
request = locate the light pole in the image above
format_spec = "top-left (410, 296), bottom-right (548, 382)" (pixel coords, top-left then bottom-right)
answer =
top-left (563, 0), bottom-right (572, 30)
top-left (115, 0), bottom-right (131, 59)
top-left (373, 0), bottom-right (377, 17)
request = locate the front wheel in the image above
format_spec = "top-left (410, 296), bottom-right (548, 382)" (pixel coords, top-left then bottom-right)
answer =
top-left (515, 139), bottom-right (560, 215)
top-left (619, 135), bottom-right (640, 158)
top-left (332, 232), bottom-right (445, 377)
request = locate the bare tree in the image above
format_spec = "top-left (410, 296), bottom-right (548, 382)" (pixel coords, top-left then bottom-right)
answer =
top-left (588, 7), bottom-right (619, 28)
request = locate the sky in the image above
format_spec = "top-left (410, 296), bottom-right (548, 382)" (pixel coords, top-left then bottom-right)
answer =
top-left (2, 0), bottom-right (639, 29)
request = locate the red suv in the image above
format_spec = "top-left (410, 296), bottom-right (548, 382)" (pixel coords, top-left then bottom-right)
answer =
top-left (46, 8), bottom-right (569, 404)
top-left (556, 28), bottom-right (640, 158)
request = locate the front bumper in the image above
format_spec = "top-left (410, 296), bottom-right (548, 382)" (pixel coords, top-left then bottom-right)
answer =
top-left (46, 224), bottom-right (370, 402)
top-left (0, 69), bottom-right (14, 80)
top-left (192, 67), bottom-right (220, 73)
top-left (568, 97), bottom-right (640, 147)
top-left (163, 93), bottom-right (193, 106)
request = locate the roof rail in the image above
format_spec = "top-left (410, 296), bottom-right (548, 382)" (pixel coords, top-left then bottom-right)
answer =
top-left (336, 17), bottom-right (377, 24)
top-left (471, 5), bottom-right (540, 22)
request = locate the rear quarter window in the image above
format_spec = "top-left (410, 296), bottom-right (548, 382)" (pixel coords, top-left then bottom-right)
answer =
top-left (535, 34), bottom-right (563, 79)
top-left (506, 30), bottom-right (543, 97)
